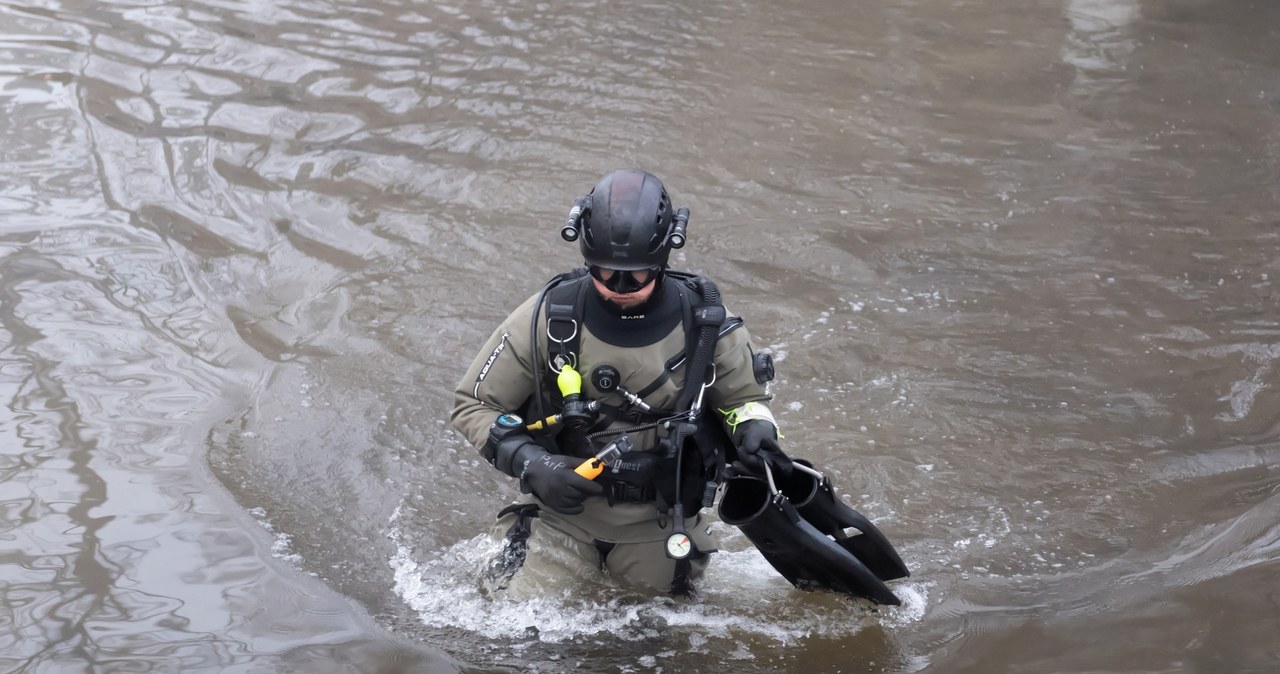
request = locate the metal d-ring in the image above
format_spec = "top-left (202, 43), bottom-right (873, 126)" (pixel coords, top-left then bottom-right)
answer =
top-left (545, 318), bottom-right (578, 373)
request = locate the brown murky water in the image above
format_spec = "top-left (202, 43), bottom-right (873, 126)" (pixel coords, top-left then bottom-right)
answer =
top-left (2, 0), bottom-right (1278, 671)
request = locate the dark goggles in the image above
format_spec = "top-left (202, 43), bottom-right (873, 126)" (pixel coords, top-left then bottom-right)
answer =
top-left (588, 265), bottom-right (659, 293)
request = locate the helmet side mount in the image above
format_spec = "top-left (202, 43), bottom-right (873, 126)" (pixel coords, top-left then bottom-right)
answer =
top-left (561, 198), bottom-right (691, 251)
top-left (561, 195), bottom-right (589, 242)
top-left (562, 170), bottom-right (690, 270)
top-left (668, 207), bottom-right (689, 250)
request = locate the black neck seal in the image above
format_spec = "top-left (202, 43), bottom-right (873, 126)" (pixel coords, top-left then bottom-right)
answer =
top-left (585, 275), bottom-right (683, 347)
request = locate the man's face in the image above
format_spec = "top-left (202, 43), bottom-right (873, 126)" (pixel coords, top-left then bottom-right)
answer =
top-left (589, 266), bottom-right (657, 309)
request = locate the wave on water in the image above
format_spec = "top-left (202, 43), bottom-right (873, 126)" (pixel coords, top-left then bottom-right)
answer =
top-left (247, 506), bottom-right (307, 568)
top-left (386, 504), bottom-right (928, 648)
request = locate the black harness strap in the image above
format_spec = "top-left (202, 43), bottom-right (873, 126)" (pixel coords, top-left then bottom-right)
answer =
top-left (544, 274), bottom-right (590, 374)
top-left (529, 268), bottom-right (589, 429)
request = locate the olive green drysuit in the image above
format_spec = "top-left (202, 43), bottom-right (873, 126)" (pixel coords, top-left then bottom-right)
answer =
top-left (450, 271), bottom-right (776, 593)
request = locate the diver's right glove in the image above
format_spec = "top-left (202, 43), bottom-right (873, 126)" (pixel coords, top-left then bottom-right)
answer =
top-left (519, 452), bottom-right (604, 515)
top-left (486, 431), bottom-right (603, 515)
top-left (732, 419), bottom-right (794, 477)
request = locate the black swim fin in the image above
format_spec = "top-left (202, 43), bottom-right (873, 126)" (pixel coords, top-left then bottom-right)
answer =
top-left (719, 474), bottom-right (901, 605)
top-left (777, 461), bottom-right (910, 582)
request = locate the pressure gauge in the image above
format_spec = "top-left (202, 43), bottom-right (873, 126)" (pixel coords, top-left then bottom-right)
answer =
top-left (665, 532), bottom-right (693, 560)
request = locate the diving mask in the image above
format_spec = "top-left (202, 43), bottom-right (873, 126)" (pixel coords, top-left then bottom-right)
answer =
top-left (588, 265), bottom-right (659, 294)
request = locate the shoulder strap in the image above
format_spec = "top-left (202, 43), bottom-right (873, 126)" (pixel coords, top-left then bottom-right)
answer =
top-left (543, 270), bottom-right (590, 373)
top-left (660, 272), bottom-right (731, 514)
top-left (528, 268), bottom-right (590, 426)
top-left (667, 271), bottom-right (726, 416)
top-left (626, 270), bottom-right (736, 402)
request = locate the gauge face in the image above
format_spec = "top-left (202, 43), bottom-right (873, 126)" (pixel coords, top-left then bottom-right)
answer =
top-left (665, 533), bottom-right (692, 559)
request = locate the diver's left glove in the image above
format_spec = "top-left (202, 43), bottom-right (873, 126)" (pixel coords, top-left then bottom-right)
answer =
top-left (731, 419), bottom-right (794, 477)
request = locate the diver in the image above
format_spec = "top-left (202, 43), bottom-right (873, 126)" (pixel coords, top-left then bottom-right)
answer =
top-left (450, 168), bottom-right (909, 602)
top-left (450, 168), bottom-right (791, 595)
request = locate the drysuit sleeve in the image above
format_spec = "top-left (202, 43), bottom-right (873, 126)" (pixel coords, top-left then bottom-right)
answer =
top-left (450, 293), bottom-right (542, 451)
top-left (706, 311), bottom-right (777, 432)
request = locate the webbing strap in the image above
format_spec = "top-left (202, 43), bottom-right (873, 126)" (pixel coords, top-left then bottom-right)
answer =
top-left (544, 274), bottom-right (590, 373)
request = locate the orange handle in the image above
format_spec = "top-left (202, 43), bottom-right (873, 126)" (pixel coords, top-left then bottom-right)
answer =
top-left (574, 457), bottom-right (605, 479)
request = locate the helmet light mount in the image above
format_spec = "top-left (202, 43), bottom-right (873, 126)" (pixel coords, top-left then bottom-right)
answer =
top-left (558, 171), bottom-right (691, 261)
top-left (560, 195), bottom-right (589, 242)
top-left (668, 207), bottom-right (689, 250)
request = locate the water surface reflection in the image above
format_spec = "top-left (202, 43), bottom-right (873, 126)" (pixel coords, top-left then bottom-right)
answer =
top-left (1, 0), bottom-right (1278, 671)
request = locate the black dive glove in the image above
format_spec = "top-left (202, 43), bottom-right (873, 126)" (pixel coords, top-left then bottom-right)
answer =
top-left (487, 430), bottom-right (603, 515)
top-left (731, 419), bottom-right (794, 477)
top-left (520, 453), bottom-right (604, 515)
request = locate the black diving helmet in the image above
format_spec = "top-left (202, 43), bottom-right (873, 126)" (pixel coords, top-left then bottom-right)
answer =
top-left (560, 169), bottom-right (690, 287)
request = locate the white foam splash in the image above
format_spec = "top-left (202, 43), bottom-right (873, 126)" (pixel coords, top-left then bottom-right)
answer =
top-left (387, 506), bottom-right (928, 646)
top-left (247, 506), bottom-right (304, 566)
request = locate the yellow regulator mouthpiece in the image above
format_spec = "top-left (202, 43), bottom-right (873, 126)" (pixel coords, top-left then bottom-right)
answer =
top-left (557, 365), bottom-right (582, 397)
